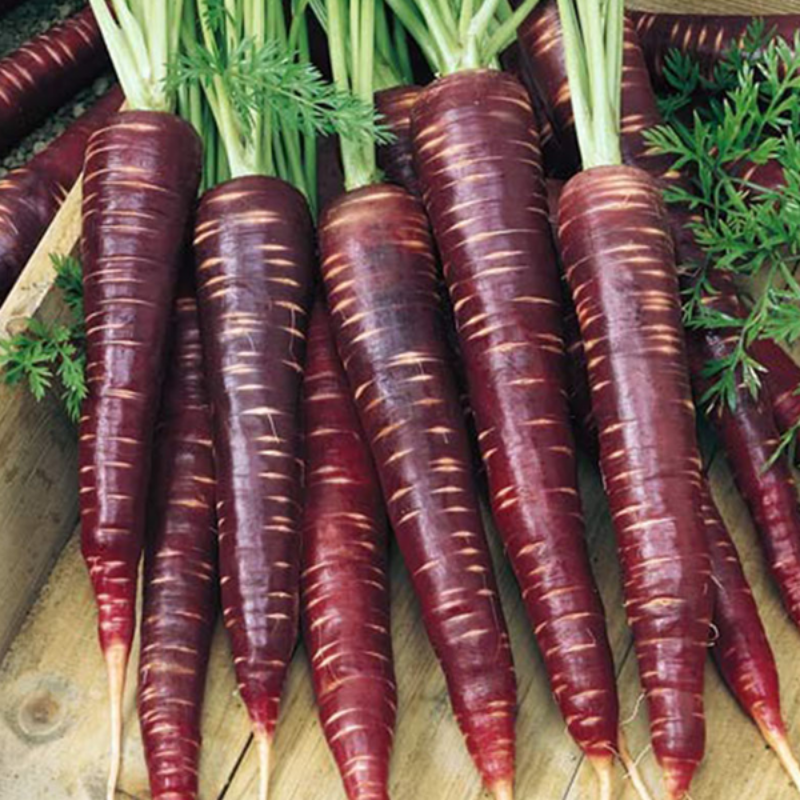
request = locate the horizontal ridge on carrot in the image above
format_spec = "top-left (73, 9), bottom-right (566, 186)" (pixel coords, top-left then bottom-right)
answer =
top-left (552, 0), bottom-right (712, 796)
top-left (80, 4), bottom-right (203, 797)
top-left (0, 6), bottom-right (108, 156)
top-left (397, 3), bottom-right (619, 786)
top-left (302, 300), bottom-right (396, 800)
top-left (138, 283), bottom-right (218, 800)
top-left (0, 85), bottom-right (123, 302)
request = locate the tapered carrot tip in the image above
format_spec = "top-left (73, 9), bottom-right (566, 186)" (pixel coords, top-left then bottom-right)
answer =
top-left (589, 755), bottom-right (614, 800)
top-left (255, 728), bottom-right (272, 800)
top-left (757, 721), bottom-right (800, 792)
top-left (491, 779), bottom-right (514, 800)
top-left (105, 643), bottom-right (128, 800)
top-left (663, 760), bottom-right (697, 800)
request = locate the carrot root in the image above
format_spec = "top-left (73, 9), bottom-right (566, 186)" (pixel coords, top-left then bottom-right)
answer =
top-left (589, 755), bottom-right (614, 800)
top-left (756, 719), bottom-right (800, 792)
top-left (105, 642), bottom-right (127, 800)
top-left (663, 759), bottom-right (697, 800)
top-left (256, 728), bottom-right (272, 800)
top-left (618, 732), bottom-right (655, 800)
top-left (491, 779), bottom-right (514, 800)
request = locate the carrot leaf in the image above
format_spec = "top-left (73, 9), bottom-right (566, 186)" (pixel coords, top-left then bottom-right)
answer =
top-left (646, 27), bottom-right (800, 411)
top-left (0, 254), bottom-right (86, 423)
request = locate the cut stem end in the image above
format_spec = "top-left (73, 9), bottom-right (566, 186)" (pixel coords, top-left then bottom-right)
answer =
top-left (105, 643), bottom-right (129, 800)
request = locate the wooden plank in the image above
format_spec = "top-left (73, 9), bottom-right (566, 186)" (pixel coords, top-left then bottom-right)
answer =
top-left (0, 531), bottom-right (251, 800)
top-left (0, 181), bottom-right (83, 660)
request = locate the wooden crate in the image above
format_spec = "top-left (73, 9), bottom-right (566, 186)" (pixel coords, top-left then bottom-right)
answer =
top-left (1, 1), bottom-right (800, 798)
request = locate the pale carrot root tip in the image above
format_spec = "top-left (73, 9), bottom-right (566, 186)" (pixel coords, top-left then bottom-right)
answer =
top-left (663, 761), bottom-right (696, 800)
top-left (756, 720), bottom-right (800, 792)
top-left (589, 755), bottom-right (614, 800)
top-left (490, 779), bottom-right (514, 800)
top-left (618, 732), bottom-right (655, 800)
top-left (105, 643), bottom-right (128, 800)
top-left (255, 728), bottom-right (272, 800)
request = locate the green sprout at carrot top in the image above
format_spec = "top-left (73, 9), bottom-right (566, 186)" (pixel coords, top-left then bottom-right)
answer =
top-left (382, 0), bottom-right (542, 76)
top-left (170, 0), bottom-right (391, 216)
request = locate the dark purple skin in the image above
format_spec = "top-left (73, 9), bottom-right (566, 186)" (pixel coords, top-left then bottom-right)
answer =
top-left (0, 85), bottom-right (123, 300)
top-left (562, 302), bottom-right (792, 758)
top-left (0, 6), bottom-right (108, 156)
top-left (631, 12), bottom-right (800, 89)
top-left (687, 332), bottom-right (800, 627)
top-left (319, 184), bottom-right (517, 796)
top-left (193, 175), bottom-right (315, 739)
top-left (138, 285), bottom-right (217, 800)
top-left (557, 165), bottom-right (713, 800)
top-left (301, 300), bottom-right (396, 800)
top-left (411, 69), bottom-right (619, 768)
top-left (80, 110), bottom-right (202, 664)
top-left (375, 86), bottom-right (422, 196)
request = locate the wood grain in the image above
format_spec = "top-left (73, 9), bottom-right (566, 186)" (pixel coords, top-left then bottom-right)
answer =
top-left (0, 181), bottom-right (82, 660)
top-left (0, 2), bottom-right (800, 799)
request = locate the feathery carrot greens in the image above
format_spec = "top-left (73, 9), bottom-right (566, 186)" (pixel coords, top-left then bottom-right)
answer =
top-left (172, 0), bottom-right (389, 212)
top-left (0, 254), bottom-right (85, 422)
top-left (645, 29), bottom-right (800, 447)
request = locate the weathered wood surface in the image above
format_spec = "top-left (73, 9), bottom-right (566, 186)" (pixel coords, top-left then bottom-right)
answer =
top-left (0, 182), bottom-right (82, 660)
top-left (1, 1), bottom-right (800, 799)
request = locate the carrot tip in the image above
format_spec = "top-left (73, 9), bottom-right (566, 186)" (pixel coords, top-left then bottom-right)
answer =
top-left (757, 721), bottom-right (800, 792)
top-left (255, 728), bottom-right (272, 800)
top-left (662, 762), bottom-right (696, 800)
top-left (589, 755), bottom-right (614, 800)
top-left (618, 732), bottom-right (655, 800)
top-left (105, 643), bottom-right (128, 800)
top-left (490, 779), bottom-right (514, 800)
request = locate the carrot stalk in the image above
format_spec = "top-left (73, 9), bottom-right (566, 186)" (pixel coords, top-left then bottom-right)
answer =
top-left (0, 86), bottom-right (123, 301)
top-left (301, 300), bottom-right (396, 800)
top-left (0, 7), bottom-right (108, 155)
top-left (193, 174), bottom-right (314, 768)
top-left (319, 184), bottom-right (517, 795)
top-left (137, 286), bottom-right (217, 800)
top-left (411, 67), bottom-right (619, 769)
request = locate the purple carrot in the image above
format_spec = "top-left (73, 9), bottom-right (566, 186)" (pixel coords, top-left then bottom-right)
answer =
top-left (193, 175), bottom-right (314, 797)
top-left (0, 85), bottom-right (123, 300)
top-left (138, 285), bottom-right (218, 800)
top-left (301, 300), bottom-right (396, 800)
top-left (0, 6), bottom-right (108, 155)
